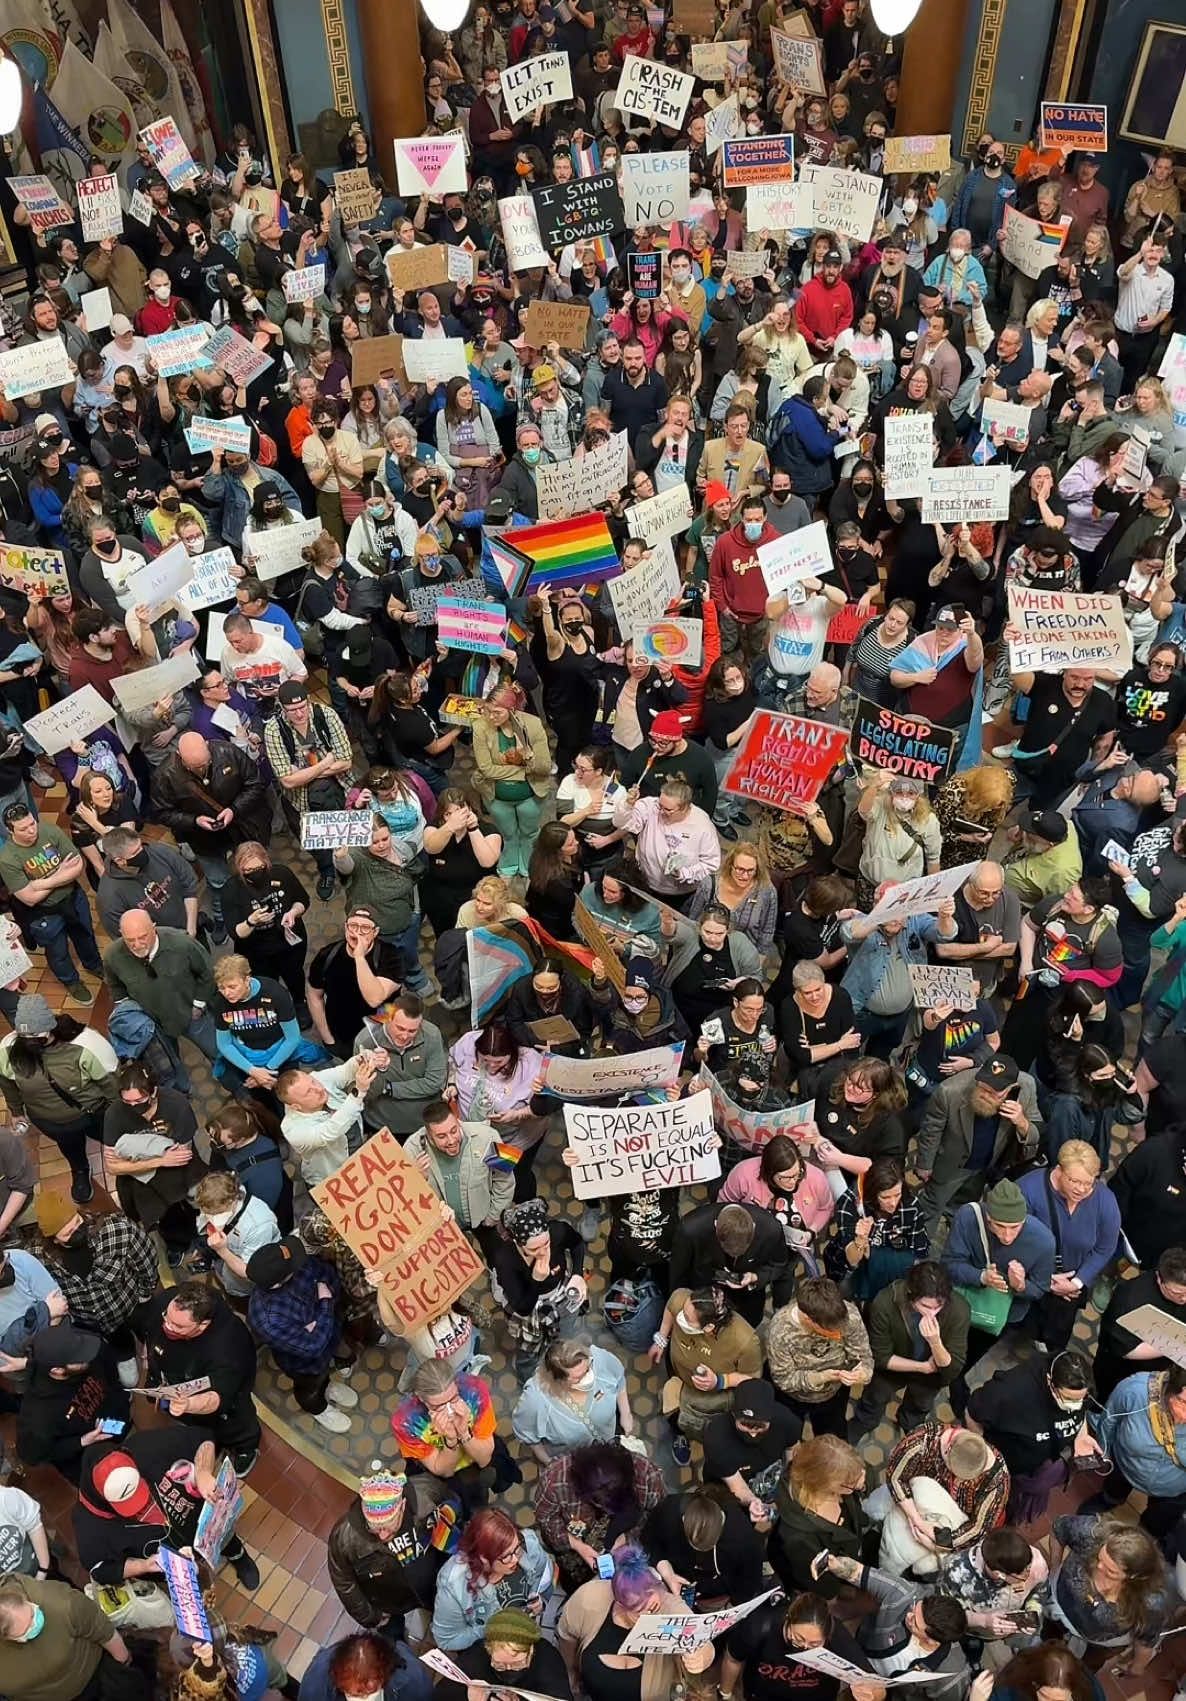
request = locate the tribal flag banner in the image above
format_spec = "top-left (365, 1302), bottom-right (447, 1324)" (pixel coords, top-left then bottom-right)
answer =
top-left (93, 18), bottom-right (157, 127)
top-left (107, 0), bottom-right (198, 154)
top-left (48, 35), bottom-right (136, 175)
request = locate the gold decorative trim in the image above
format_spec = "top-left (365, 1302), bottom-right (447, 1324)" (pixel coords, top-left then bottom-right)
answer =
top-left (242, 0), bottom-right (292, 173)
top-left (961, 0), bottom-right (1007, 159)
top-left (321, 0), bottom-right (359, 116)
top-left (1045, 0), bottom-right (1089, 101)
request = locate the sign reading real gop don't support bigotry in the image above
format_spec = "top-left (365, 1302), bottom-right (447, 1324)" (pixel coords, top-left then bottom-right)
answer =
top-left (724, 710), bottom-right (849, 811)
top-left (313, 1129), bottom-right (483, 1335)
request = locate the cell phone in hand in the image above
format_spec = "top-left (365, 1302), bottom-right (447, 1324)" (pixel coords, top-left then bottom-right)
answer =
top-left (96, 1418), bottom-right (126, 1436)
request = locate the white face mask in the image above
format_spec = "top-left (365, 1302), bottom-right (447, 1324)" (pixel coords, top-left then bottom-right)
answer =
top-left (677, 1308), bottom-right (703, 1335)
top-left (575, 1367), bottom-right (596, 1390)
top-left (892, 795), bottom-right (916, 813)
top-left (949, 246), bottom-right (969, 262)
top-left (153, 284), bottom-right (171, 302)
top-left (352, 1691), bottom-right (385, 1701)
top-left (902, 198), bottom-right (918, 217)
top-left (205, 1209), bottom-right (235, 1229)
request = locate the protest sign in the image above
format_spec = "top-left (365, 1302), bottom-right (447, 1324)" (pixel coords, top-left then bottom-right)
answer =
top-left (607, 540), bottom-right (681, 631)
top-left (0, 339), bottom-right (73, 400)
top-left (921, 466), bottom-right (1011, 525)
top-left (440, 694), bottom-right (488, 727)
top-left (0, 932), bottom-right (31, 988)
top-left (202, 327), bottom-right (273, 387)
top-left (746, 182), bottom-right (806, 231)
top-left (572, 894), bottom-right (629, 993)
top-left (128, 188), bottom-right (153, 226)
top-left (195, 1457), bottom-right (243, 1568)
top-left (9, 175), bottom-right (71, 231)
top-left (500, 51), bottom-right (573, 123)
top-left (499, 197), bottom-right (550, 270)
top-left (539, 1042), bottom-right (685, 1100)
top-left (723, 134), bottom-right (795, 188)
top-left (0, 543), bottom-right (69, 598)
top-left (852, 698), bottom-right (955, 785)
top-left (250, 517), bottom-right (324, 583)
top-left (908, 962), bottom-right (977, 1012)
top-left (385, 242), bottom-right (451, 292)
top-left (24, 685), bottom-right (115, 756)
top-left (394, 134), bottom-right (468, 197)
top-left (1000, 203), bottom-right (1068, 279)
top-left (883, 411), bottom-right (935, 499)
top-left (533, 173), bottom-right (624, 248)
top-left (634, 617), bottom-right (703, 667)
top-left (448, 246), bottom-right (475, 287)
top-left (725, 249), bottom-right (769, 277)
top-left (402, 338), bottom-right (468, 384)
top-left (111, 650), bottom-right (201, 715)
top-left (77, 172), bottom-right (123, 242)
top-left (621, 1590), bottom-right (781, 1657)
top-left (185, 415), bottom-right (253, 456)
top-left (1006, 585), bottom-right (1133, 673)
top-left (793, 1651), bottom-right (949, 1689)
top-left (673, 0), bottom-right (715, 29)
top-left (724, 710), bottom-right (849, 810)
top-left (282, 264), bottom-right (326, 304)
top-left (312, 1128), bottom-right (484, 1333)
top-left (141, 115), bottom-right (199, 187)
top-left (125, 543), bottom-right (195, 610)
top-left (626, 484), bottom-right (694, 544)
top-left (1117, 1304), bottom-right (1186, 1370)
top-left (80, 288), bottom-right (113, 332)
top-left (628, 251), bottom-right (661, 299)
top-left (698, 1065), bottom-right (814, 1155)
top-left (757, 520), bottom-right (833, 596)
top-left (770, 29), bottom-right (825, 92)
top-left (409, 575), bottom-right (487, 624)
top-left (564, 1089), bottom-right (719, 1199)
top-left (145, 326), bottom-right (213, 377)
top-left (536, 429), bottom-right (627, 519)
top-left (300, 810), bottom-right (374, 851)
top-left (705, 96), bottom-right (742, 156)
top-left (160, 1547), bottom-right (211, 1640)
top-left (614, 57), bottom-right (694, 127)
top-left (691, 42), bottom-right (729, 79)
top-left (176, 547), bottom-right (239, 612)
top-left (798, 164), bottom-right (882, 243)
top-left (436, 597), bottom-right (508, 655)
top-left (981, 397), bottom-right (1032, 445)
top-left (523, 299), bottom-right (591, 349)
top-left (883, 134), bottom-right (951, 175)
top-left (621, 152), bottom-right (691, 226)
top-left (865, 862), bottom-right (979, 926)
top-left (827, 603), bottom-right (876, 646)
top-left (334, 167), bottom-right (380, 226)
top-left (1040, 101), bottom-right (1107, 151)
top-left (350, 335), bottom-right (406, 387)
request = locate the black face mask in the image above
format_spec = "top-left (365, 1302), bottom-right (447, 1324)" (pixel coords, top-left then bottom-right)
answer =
top-left (160, 496), bottom-right (180, 513)
top-left (125, 848), bottom-right (148, 871)
top-left (769, 490), bottom-right (790, 504)
top-left (853, 482), bottom-right (874, 496)
top-left (94, 538), bottom-right (117, 556)
top-left (562, 622), bottom-right (584, 636)
top-left (245, 868), bottom-right (269, 886)
top-left (448, 207), bottom-right (465, 223)
top-left (318, 423), bottom-right (336, 439)
top-left (114, 385), bottom-right (132, 399)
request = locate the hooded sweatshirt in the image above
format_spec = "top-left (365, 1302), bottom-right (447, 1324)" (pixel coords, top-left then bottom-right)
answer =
top-left (95, 841), bottom-right (198, 937)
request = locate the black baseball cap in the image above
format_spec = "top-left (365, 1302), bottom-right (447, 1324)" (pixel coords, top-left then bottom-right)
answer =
top-left (30, 1324), bottom-right (101, 1369)
top-left (732, 1378), bottom-right (778, 1423)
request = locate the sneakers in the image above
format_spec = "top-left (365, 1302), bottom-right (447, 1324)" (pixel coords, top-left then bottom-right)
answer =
top-left (29, 764), bottom-right (56, 789)
top-left (314, 1404), bottom-right (351, 1433)
top-left (326, 1381), bottom-right (359, 1409)
top-left (577, 1207), bottom-right (601, 1244)
top-left (671, 1434), bottom-right (692, 1467)
top-left (229, 1548), bottom-right (261, 1591)
top-left (64, 983), bottom-right (94, 1006)
top-left (315, 872), bottom-right (335, 900)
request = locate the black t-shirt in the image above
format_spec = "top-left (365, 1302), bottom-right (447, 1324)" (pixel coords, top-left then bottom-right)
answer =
top-left (210, 975), bottom-right (295, 1058)
top-left (18, 1346), bottom-right (130, 1470)
top-left (673, 945), bottom-right (740, 1033)
top-left (727, 1608), bottom-right (871, 1701)
top-left (138, 1290), bottom-right (260, 1450)
top-left (1015, 677), bottom-right (1116, 793)
top-left (421, 821), bottom-right (498, 930)
top-left (1116, 666), bottom-right (1186, 759)
top-left (309, 937), bottom-right (404, 1054)
top-left (967, 1357), bottom-right (1080, 1476)
top-left (389, 704), bottom-right (448, 762)
top-left (74, 1423), bottom-right (214, 1582)
top-left (701, 1408), bottom-right (800, 1504)
top-left (607, 1190), bottom-right (678, 1270)
top-left (641, 1495), bottom-right (765, 1604)
top-left (102, 1086), bottom-right (197, 1150)
top-left (221, 863), bottom-right (309, 958)
top-left (818, 1098), bottom-right (906, 1163)
top-left (1100, 1268), bottom-right (1186, 1366)
top-left (1144, 1034), bottom-right (1186, 1137)
top-left (779, 986), bottom-right (854, 1072)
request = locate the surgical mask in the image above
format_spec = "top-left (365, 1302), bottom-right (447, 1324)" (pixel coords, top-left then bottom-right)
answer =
top-left (948, 246), bottom-right (969, 262)
top-left (356, 300), bottom-right (372, 315)
top-left (368, 503), bottom-right (387, 519)
top-left (902, 197), bottom-right (918, 217)
top-left (352, 1691), bottom-right (384, 1701)
top-left (575, 1367), bottom-right (596, 1390)
top-left (205, 1210), bottom-right (234, 1229)
top-left (153, 284), bottom-right (171, 302)
top-left (746, 120), bottom-right (762, 135)
top-left (622, 994), bottom-right (648, 1014)
top-left (521, 446), bottom-right (541, 465)
top-left (670, 265), bottom-right (691, 284)
top-left (677, 1308), bottom-right (703, 1335)
top-left (744, 520), bottom-right (763, 542)
top-left (183, 537), bottom-right (204, 555)
top-left (17, 1608), bottom-right (44, 1643)
top-left (892, 795), bottom-right (916, 814)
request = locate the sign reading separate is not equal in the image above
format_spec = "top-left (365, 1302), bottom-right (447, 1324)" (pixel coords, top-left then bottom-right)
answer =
top-left (564, 1089), bottom-right (720, 1199)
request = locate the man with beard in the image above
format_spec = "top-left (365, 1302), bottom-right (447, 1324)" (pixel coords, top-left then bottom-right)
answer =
top-left (328, 1464), bottom-right (461, 1637)
top-left (33, 1192), bottom-right (158, 1371)
top-left (137, 1281), bottom-right (261, 1478)
top-left (1007, 667), bottom-right (1116, 803)
top-left (915, 1054), bottom-right (1043, 1235)
top-left (857, 230), bottom-right (922, 327)
top-left (74, 1423), bottom-right (260, 1591)
top-left (152, 733), bottom-right (272, 937)
top-left (16, 1324), bottom-right (130, 1486)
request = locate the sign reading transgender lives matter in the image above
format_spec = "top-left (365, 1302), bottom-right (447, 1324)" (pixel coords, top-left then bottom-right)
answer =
top-left (724, 710), bottom-right (849, 811)
top-left (853, 698), bottom-right (955, 785)
top-left (1006, 585), bottom-right (1132, 673)
top-left (313, 1128), bottom-right (483, 1335)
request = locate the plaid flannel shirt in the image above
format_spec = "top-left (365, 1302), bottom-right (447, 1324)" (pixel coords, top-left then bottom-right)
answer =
top-left (47, 1214), bottom-right (160, 1335)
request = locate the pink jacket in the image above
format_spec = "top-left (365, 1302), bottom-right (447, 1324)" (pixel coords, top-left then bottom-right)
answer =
top-left (610, 794), bottom-right (720, 894)
top-left (720, 1156), bottom-right (835, 1232)
top-left (609, 305), bottom-right (687, 367)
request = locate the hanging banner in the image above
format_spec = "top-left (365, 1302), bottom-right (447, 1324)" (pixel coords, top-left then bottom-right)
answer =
top-left (500, 51), bottom-right (573, 124)
top-left (613, 56), bottom-right (694, 128)
top-left (564, 1089), bottom-right (720, 1199)
top-left (620, 152), bottom-right (691, 226)
top-left (724, 710), bottom-right (850, 811)
top-left (1006, 585), bottom-right (1133, 674)
top-left (852, 697), bottom-right (955, 785)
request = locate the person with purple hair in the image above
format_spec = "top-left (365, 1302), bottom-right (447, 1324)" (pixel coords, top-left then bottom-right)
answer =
top-left (556, 1543), bottom-right (688, 1701)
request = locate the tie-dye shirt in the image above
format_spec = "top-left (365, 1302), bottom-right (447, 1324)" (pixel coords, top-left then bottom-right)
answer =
top-left (392, 1372), bottom-right (496, 1466)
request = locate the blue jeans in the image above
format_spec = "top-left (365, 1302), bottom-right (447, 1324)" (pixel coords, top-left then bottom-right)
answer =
top-left (157, 1012), bottom-right (219, 1093)
top-left (28, 886), bottom-right (102, 988)
top-left (191, 850), bottom-right (230, 924)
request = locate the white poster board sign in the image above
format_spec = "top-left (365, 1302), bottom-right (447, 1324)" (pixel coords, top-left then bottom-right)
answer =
top-left (613, 56), bottom-right (694, 128)
top-left (626, 484), bottom-right (694, 544)
top-left (1006, 586), bottom-right (1133, 674)
top-left (393, 135), bottom-right (469, 197)
top-left (705, 95), bottom-right (741, 156)
top-left (77, 172), bottom-right (123, 242)
top-left (564, 1089), bottom-right (719, 1199)
top-left (1117, 1305), bottom-right (1186, 1370)
top-left (282, 265), bottom-right (326, 304)
top-left (0, 339), bottom-right (73, 399)
top-left (80, 288), bottom-right (113, 333)
top-left (798, 164), bottom-right (882, 243)
top-left (620, 1590), bottom-right (780, 1656)
top-left (621, 152), bottom-right (691, 227)
top-left (110, 650), bottom-right (201, 714)
top-left (921, 467), bottom-right (1011, 525)
top-left (536, 431), bottom-right (628, 519)
top-left (746, 182), bottom-right (806, 231)
top-left (124, 543), bottom-right (194, 611)
top-left (176, 547), bottom-right (240, 612)
top-left (757, 519), bottom-right (833, 596)
top-left (999, 203), bottom-right (1068, 280)
top-left (883, 412), bottom-right (935, 500)
top-left (300, 810), bottom-right (376, 851)
top-left (908, 963), bottom-right (977, 1011)
top-left (500, 53), bottom-right (573, 124)
top-left (865, 862), bottom-right (979, 927)
top-left (538, 1042), bottom-right (685, 1101)
top-left (24, 684), bottom-right (116, 756)
top-left (402, 337), bottom-right (469, 385)
top-left (607, 540), bottom-right (681, 631)
top-left (249, 518), bottom-right (324, 583)
top-left (981, 397), bottom-right (1032, 445)
top-left (499, 197), bottom-right (550, 270)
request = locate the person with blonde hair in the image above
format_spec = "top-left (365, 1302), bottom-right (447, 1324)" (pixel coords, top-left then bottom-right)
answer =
top-left (688, 841), bottom-right (777, 956)
top-left (1119, 374), bottom-right (1180, 473)
top-left (1024, 297), bottom-right (1062, 371)
top-left (193, 1167), bottom-right (280, 1300)
top-left (857, 774), bottom-right (941, 907)
top-left (511, 1334), bottom-right (632, 1463)
top-left (456, 875), bottom-right (527, 930)
top-left (880, 1421), bottom-right (1009, 1574)
top-left (737, 298), bottom-right (813, 392)
top-left (1018, 1137), bottom-right (1121, 1352)
top-left (772, 1433), bottom-right (872, 1595)
top-left (933, 766), bottom-right (1014, 867)
top-left (210, 952), bottom-right (327, 1106)
top-left (1046, 1515), bottom-right (1175, 1670)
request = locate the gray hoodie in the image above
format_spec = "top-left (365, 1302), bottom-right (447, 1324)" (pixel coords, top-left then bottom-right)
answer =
top-left (96, 841), bottom-right (198, 938)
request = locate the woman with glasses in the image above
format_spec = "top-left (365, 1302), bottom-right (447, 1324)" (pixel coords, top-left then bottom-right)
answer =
top-left (1113, 641), bottom-right (1186, 760)
top-left (432, 1507), bottom-right (555, 1649)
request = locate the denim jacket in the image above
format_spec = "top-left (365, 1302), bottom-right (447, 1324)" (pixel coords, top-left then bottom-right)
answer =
top-left (840, 913), bottom-right (947, 1013)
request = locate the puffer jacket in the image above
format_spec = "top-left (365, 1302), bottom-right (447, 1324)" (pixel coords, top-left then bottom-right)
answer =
top-left (328, 1487), bottom-right (455, 1628)
top-left (0, 1037), bottom-right (117, 1125)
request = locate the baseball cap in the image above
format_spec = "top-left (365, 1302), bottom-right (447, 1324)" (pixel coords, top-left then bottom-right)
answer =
top-left (649, 710), bottom-right (687, 740)
top-left (485, 491), bottom-right (514, 522)
top-left (934, 605), bottom-right (960, 627)
top-left (109, 313), bottom-right (133, 336)
top-left (346, 903), bottom-right (381, 925)
top-left (30, 1323), bottom-right (100, 1369)
top-left (977, 1055), bottom-right (1019, 1092)
top-left (732, 1378), bottom-right (778, 1423)
top-left (246, 1234), bottom-right (308, 1289)
top-left (532, 363), bottom-right (557, 389)
top-left (1027, 809), bottom-right (1068, 845)
top-left (91, 1451), bottom-right (151, 1517)
top-left (276, 681), bottom-right (309, 706)
top-left (823, 248), bottom-right (843, 264)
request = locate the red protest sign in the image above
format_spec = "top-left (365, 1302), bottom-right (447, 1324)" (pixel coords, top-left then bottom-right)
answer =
top-left (827, 603), bottom-right (876, 646)
top-left (723, 710), bottom-right (849, 811)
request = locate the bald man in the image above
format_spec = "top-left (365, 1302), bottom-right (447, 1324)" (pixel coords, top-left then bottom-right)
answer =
top-left (935, 860), bottom-right (1020, 998)
top-left (151, 729), bottom-right (271, 938)
top-left (1072, 760), bottom-right (1165, 878)
top-left (103, 910), bottom-right (217, 1091)
top-left (783, 661), bottom-right (857, 729)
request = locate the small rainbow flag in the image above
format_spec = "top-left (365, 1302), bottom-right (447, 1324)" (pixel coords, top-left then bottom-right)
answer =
top-left (485, 1142), bottom-right (522, 1172)
top-left (508, 513), bottom-right (620, 592)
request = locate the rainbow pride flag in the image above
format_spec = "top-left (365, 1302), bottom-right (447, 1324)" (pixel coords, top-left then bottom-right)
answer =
top-left (507, 513), bottom-right (620, 592)
top-left (485, 1142), bottom-right (523, 1172)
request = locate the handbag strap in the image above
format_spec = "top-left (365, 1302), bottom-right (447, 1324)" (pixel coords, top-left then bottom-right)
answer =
top-left (971, 1202), bottom-right (993, 1269)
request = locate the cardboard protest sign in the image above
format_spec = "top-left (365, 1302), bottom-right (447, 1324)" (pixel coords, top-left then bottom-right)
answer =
top-left (393, 134), bottom-right (468, 198)
top-left (80, 288), bottom-right (113, 332)
top-left (402, 338), bottom-right (468, 384)
top-left (724, 710), bottom-right (849, 811)
top-left (572, 894), bottom-right (629, 993)
top-left (921, 466), bottom-right (1011, 525)
top-left (145, 326), bottom-right (213, 377)
top-left (705, 96), bottom-right (742, 156)
top-left (282, 264), bottom-right (326, 304)
top-left (185, 415), bottom-right (253, 456)
top-left (1006, 585), bottom-right (1133, 673)
top-left (981, 397), bottom-right (1032, 445)
top-left (141, 115), bottom-right (199, 186)
top-left (9, 175), bottom-right (71, 231)
top-left (723, 134), bottom-right (795, 188)
top-left (176, 547), bottom-right (239, 612)
top-left (798, 164), bottom-right (882, 243)
top-left (77, 172), bottom-right (123, 242)
top-left (159, 1547), bottom-right (211, 1640)
top-left (883, 134), bottom-right (951, 175)
top-left (698, 1065), bottom-right (814, 1155)
top-left (852, 697), bottom-right (955, 785)
top-left (1040, 101), bottom-right (1107, 151)
top-left (436, 597), bottom-right (508, 655)
top-left (409, 575), bottom-right (487, 624)
top-left (757, 520), bottom-right (833, 596)
top-left (539, 1042), bottom-right (686, 1100)
top-left (124, 542), bottom-right (196, 610)
top-left (626, 484), bottom-right (694, 544)
top-left (908, 962), bottom-right (977, 1012)
top-left (532, 172), bottom-right (624, 249)
top-left (565, 1090), bottom-right (719, 1199)
top-left (0, 340), bottom-right (73, 400)
top-left (827, 603), bottom-right (876, 647)
top-left (350, 334), bottom-right (406, 387)
top-left (865, 862), bottom-right (979, 927)
top-left (300, 810), bottom-right (374, 851)
top-left (883, 411), bottom-right (935, 500)
top-left (1000, 203), bottom-right (1068, 279)
top-left (614, 56), bottom-right (694, 128)
top-left (1117, 1304), bottom-right (1186, 1370)
top-left (634, 617), bottom-right (703, 667)
top-left (747, 182), bottom-right (805, 230)
top-left (24, 684), bottom-right (115, 756)
top-left (607, 540), bottom-right (681, 631)
top-left (111, 650), bottom-right (201, 715)
top-left (725, 249), bottom-right (768, 277)
top-left (334, 167), bottom-right (380, 226)
top-left (691, 42), bottom-right (730, 79)
top-left (202, 327), bottom-right (273, 387)
top-left (249, 517), bottom-right (324, 583)
top-left (0, 543), bottom-right (68, 597)
top-left (501, 51), bottom-right (573, 123)
top-left (770, 29), bottom-right (825, 92)
top-left (673, 0), bottom-right (715, 29)
top-left (621, 152), bottom-right (691, 226)
top-left (536, 429), bottom-right (627, 519)
top-left (621, 1590), bottom-right (781, 1656)
top-left (312, 1128), bottom-right (484, 1333)
top-left (499, 196), bottom-right (549, 270)
top-left (523, 299), bottom-right (591, 349)
top-left (628, 251), bottom-right (661, 298)
top-left (194, 1457), bottom-right (243, 1568)
top-left (385, 242), bottom-right (451, 292)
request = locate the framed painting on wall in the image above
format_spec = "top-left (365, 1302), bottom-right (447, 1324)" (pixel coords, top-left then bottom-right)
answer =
top-left (1119, 20), bottom-right (1186, 151)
